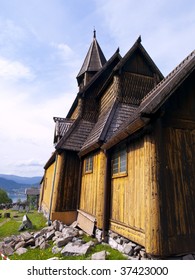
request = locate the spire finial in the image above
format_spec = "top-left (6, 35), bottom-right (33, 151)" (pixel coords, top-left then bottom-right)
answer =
top-left (93, 27), bottom-right (96, 39)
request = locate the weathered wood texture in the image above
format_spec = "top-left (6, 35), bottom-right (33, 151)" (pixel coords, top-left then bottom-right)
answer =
top-left (54, 151), bottom-right (80, 212)
top-left (159, 73), bottom-right (195, 255)
top-left (121, 73), bottom-right (155, 105)
top-left (40, 162), bottom-right (55, 213)
top-left (79, 151), bottom-right (106, 228)
top-left (110, 135), bottom-right (160, 252)
top-left (123, 48), bottom-right (156, 77)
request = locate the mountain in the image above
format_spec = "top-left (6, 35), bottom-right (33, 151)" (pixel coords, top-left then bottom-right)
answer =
top-left (0, 174), bottom-right (42, 185)
top-left (0, 175), bottom-right (42, 203)
top-left (0, 177), bottom-right (26, 190)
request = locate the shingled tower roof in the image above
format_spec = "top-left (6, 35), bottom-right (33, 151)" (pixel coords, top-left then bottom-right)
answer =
top-left (77, 30), bottom-right (107, 88)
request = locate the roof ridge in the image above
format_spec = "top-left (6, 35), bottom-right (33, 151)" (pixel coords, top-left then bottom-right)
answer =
top-left (141, 50), bottom-right (195, 104)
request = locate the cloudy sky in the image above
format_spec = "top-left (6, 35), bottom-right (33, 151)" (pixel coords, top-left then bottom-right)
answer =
top-left (0, 0), bottom-right (194, 177)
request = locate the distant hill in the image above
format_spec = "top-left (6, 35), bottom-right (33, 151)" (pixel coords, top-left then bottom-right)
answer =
top-left (0, 175), bottom-right (42, 202)
top-left (0, 174), bottom-right (42, 185)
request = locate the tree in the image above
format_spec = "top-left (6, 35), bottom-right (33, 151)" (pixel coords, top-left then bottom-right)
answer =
top-left (0, 188), bottom-right (12, 204)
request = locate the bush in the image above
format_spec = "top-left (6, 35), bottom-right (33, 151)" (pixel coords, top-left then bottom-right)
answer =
top-left (0, 188), bottom-right (12, 204)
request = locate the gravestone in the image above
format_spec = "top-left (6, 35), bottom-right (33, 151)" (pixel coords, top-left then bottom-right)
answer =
top-left (18, 214), bottom-right (33, 231)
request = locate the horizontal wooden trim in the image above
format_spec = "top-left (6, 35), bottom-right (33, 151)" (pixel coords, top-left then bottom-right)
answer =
top-left (112, 172), bottom-right (128, 179)
top-left (110, 219), bottom-right (145, 247)
top-left (110, 219), bottom-right (145, 234)
top-left (84, 170), bottom-right (93, 175)
top-left (163, 118), bottom-right (195, 129)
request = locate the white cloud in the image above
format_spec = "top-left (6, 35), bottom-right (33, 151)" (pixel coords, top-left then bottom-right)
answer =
top-left (0, 56), bottom-right (35, 81)
top-left (0, 81), bottom-right (75, 176)
top-left (95, 0), bottom-right (195, 75)
top-left (15, 159), bottom-right (44, 167)
top-left (51, 42), bottom-right (74, 61)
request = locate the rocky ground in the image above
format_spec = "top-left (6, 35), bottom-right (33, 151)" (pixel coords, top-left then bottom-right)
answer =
top-left (0, 219), bottom-right (195, 260)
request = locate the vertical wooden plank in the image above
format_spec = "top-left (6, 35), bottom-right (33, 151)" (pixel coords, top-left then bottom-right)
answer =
top-left (144, 133), bottom-right (161, 255)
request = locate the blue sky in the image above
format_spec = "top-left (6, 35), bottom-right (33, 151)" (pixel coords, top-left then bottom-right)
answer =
top-left (0, 0), bottom-right (194, 177)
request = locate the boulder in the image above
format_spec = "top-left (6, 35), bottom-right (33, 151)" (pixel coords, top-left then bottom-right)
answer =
top-left (15, 247), bottom-right (28, 255)
top-left (108, 237), bottom-right (118, 249)
top-left (53, 220), bottom-right (60, 231)
top-left (15, 241), bottom-right (26, 250)
top-left (124, 243), bottom-right (134, 256)
top-left (56, 236), bottom-right (73, 248)
top-left (25, 238), bottom-right (35, 247)
top-left (62, 227), bottom-right (78, 237)
top-left (40, 241), bottom-right (50, 250)
top-left (52, 246), bottom-right (62, 254)
top-left (45, 230), bottom-right (55, 241)
top-left (91, 250), bottom-right (106, 260)
top-left (183, 254), bottom-right (194, 260)
top-left (61, 241), bottom-right (94, 256)
top-left (3, 245), bottom-right (14, 256)
top-left (21, 232), bottom-right (33, 241)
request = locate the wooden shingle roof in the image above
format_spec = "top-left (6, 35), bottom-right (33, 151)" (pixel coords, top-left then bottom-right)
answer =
top-left (56, 51), bottom-right (121, 152)
top-left (102, 49), bottom-right (195, 150)
top-left (53, 117), bottom-right (74, 144)
top-left (140, 50), bottom-right (195, 115)
top-left (77, 30), bottom-right (107, 79)
top-left (56, 118), bottom-right (94, 152)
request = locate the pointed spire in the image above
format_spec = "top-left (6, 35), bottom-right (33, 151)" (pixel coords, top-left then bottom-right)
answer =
top-left (77, 30), bottom-right (107, 89)
top-left (93, 28), bottom-right (96, 39)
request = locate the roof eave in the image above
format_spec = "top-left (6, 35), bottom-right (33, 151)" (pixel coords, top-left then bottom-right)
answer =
top-left (101, 114), bottom-right (150, 150)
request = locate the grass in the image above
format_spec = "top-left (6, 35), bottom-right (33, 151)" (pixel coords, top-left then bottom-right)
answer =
top-left (0, 209), bottom-right (47, 240)
top-left (0, 209), bottom-right (127, 260)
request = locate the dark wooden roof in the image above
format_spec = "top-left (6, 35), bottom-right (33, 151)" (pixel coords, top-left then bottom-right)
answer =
top-left (80, 99), bottom-right (117, 155)
top-left (102, 49), bottom-right (195, 150)
top-left (114, 36), bottom-right (164, 80)
top-left (56, 118), bottom-right (94, 151)
top-left (105, 103), bottom-right (138, 141)
top-left (44, 151), bottom-right (56, 169)
top-left (53, 117), bottom-right (74, 144)
top-left (140, 50), bottom-right (195, 115)
top-left (77, 31), bottom-right (107, 79)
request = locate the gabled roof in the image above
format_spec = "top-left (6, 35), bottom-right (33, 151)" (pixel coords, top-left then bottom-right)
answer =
top-left (102, 49), bottom-right (195, 150)
top-left (114, 36), bottom-right (164, 80)
top-left (77, 30), bottom-right (107, 78)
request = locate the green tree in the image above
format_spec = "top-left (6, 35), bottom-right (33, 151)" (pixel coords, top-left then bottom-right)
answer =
top-left (0, 188), bottom-right (12, 204)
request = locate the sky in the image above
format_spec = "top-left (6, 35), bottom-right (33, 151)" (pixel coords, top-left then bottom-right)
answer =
top-left (0, 0), bottom-right (194, 177)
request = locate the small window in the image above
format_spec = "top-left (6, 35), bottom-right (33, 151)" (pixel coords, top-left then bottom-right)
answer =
top-left (112, 146), bottom-right (127, 176)
top-left (85, 155), bottom-right (93, 173)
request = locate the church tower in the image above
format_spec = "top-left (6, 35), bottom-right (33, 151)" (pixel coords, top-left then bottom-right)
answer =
top-left (76, 30), bottom-right (107, 90)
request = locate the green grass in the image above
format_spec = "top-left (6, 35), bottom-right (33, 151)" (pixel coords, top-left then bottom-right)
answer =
top-left (0, 209), bottom-right (47, 239)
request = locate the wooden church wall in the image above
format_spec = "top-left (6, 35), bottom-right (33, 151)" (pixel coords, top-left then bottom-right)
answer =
top-left (110, 133), bottom-right (161, 255)
top-left (40, 161), bottom-right (55, 214)
top-left (158, 72), bottom-right (195, 255)
top-left (79, 150), bottom-right (106, 229)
